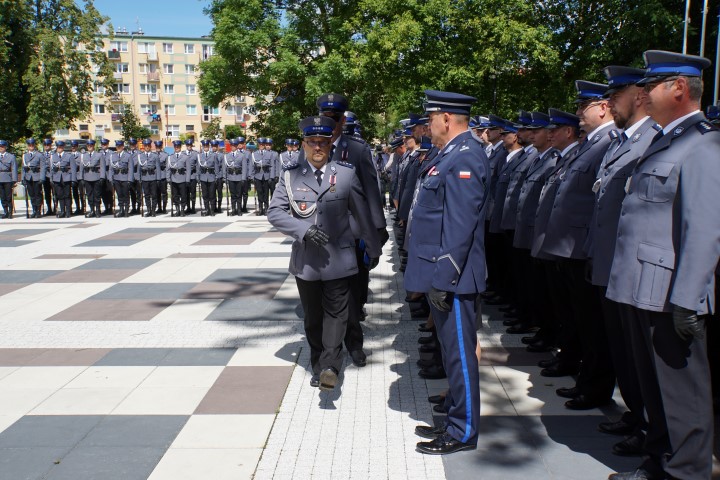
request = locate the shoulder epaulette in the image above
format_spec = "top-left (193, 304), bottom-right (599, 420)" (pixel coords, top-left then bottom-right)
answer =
top-left (609, 129), bottom-right (620, 140)
top-left (283, 163), bottom-right (299, 171)
top-left (696, 120), bottom-right (717, 134)
top-left (335, 160), bottom-right (355, 169)
top-left (550, 150), bottom-right (561, 158)
top-left (651, 123), bottom-right (663, 132)
top-left (346, 135), bottom-right (367, 145)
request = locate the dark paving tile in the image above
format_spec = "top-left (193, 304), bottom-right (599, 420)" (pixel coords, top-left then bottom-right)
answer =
top-left (0, 271), bottom-right (60, 284)
top-left (205, 297), bottom-right (300, 322)
top-left (0, 447), bottom-right (70, 480)
top-left (0, 349), bottom-right (47, 366)
top-left (27, 349), bottom-right (111, 366)
top-left (204, 268), bottom-right (288, 283)
top-left (44, 446), bottom-right (166, 480)
top-left (0, 240), bottom-right (36, 246)
top-left (192, 236), bottom-right (258, 245)
top-left (115, 228), bottom-right (170, 234)
top-left (0, 235), bottom-right (27, 241)
top-left (0, 284), bottom-right (28, 297)
top-left (194, 366), bottom-right (293, 414)
top-left (89, 283), bottom-right (195, 300)
top-left (41, 269), bottom-right (139, 283)
top-left (79, 415), bottom-right (188, 448)
top-left (36, 254), bottom-right (105, 259)
top-left (0, 415), bottom-right (103, 447)
top-left (76, 239), bottom-right (144, 247)
top-left (169, 252), bottom-right (238, 258)
top-left (75, 258), bottom-right (161, 270)
top-left (46, 299), bottom-right (174, 321)
top-left (183, 281), bottom-right (283, 300)
top-left (93, 348), bottom-right (173, 366)
top-left (66, 223), bottom-right (99, 228)
top-left (160, 348), bottom-right (237, 366)
top-left (0, 229), bottom-right (52, 236)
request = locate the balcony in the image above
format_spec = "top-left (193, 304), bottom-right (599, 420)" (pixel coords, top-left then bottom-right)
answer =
top-left (110, 93), bottom-right (122, 102)
top-left (148, 93), bottom-right (159, 102)
top-left (113, 72), bottom-right (123, 80)
top-left (108, 50), bottom-right (121, 60)
top-left (201, 114), bottom-right (217, 123)
top-left (235, 96), bottom-right (246, 103)
top-left (147, 71), bottom-right (159, 81)
top-left (147, 51), bottom-right (158, 61)
top-left (111, 114), bottom-right (123, 122)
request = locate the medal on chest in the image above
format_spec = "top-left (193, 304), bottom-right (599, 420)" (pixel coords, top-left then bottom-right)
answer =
top-left (329, 174), bottom-right (336, 192)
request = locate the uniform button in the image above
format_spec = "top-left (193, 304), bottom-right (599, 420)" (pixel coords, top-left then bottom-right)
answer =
top-left (604, 171), bottom-right (609, 176)
top-left (318, 210), bottom-right (323, 214)
top-left (318, 224), bottom-right (322, 227)
top-left (432, 257), bottom-right (436, 262)
top-left (451, 280), bottom-right (456, 285)
top-left (659, 258), bottom-right (664, 263)
top-left (601, 189), bottom-right (605, 193)
top-left (652, 168), bottom-right (657, 173)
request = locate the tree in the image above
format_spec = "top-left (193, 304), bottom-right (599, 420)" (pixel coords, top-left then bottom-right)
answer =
top-left (118, 102), bottom-right (152, 140)
top-left (201, 117), bottom-right (223, 140)
top-left (224, 124), bottom-right (243, 140)
top-left (0, 0), bottom-right (113, 142)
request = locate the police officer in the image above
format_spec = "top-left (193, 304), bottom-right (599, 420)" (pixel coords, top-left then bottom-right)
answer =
top-left (108, 140), bottom-right (133, 217)
top-left (21, 138), bottom-right (45, 218)
top-left (68, 140), bottom-right (85, 215)
top-left (198, 139), bottom-right (220, 216)
top-left (211, 140), bottom-right (224, 213)
top-left (49, 140), bottom-right (76, 218)
top-left (183, 139), bottom-right (199, 214)
top-left (42, 138), bottom-right (55, 215)
top-left (267, 115), bottom-right (381, 391)
top-left (280, 139), bottom-right (298, 170)
top-left (223, 138), bottom-right (246, 216)
top-left (154, 140), bottom-right (169, 214)
top-left (136, 139), bottom-right (160, 217)
top-left (236, 137), bottom-right (251, 212)
top-left (0, 140), bottom-right (17, 219)
top-left (606, 51), bottom-right (719, 480)
top-left (265, 138), bottom-right (280, 195)
top-left (167, 140), bottom-right (190, 216)
top-left (99, 139), bottom-right (114, 215)
top-left (79, 139), bottom-right (105, 218)
top-left (126, 138), bottom-right (140, 215)
top-left (251, 137), bottom-right (273, 215)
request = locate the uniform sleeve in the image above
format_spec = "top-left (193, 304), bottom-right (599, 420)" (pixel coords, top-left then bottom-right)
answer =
top-left (12, 154), bottom-right (17, 182)
top-left (40, 154), bottom-right (46, 182)
top-left (432, 147), bottom-right (489, 292)
top-left (267, 172), bottom-right (312, 241)
top-left (355, 143), bottom-right (386, 229)
top-left (348, 172), bottom-right (382, 258)
top-left (669, 134), bottom-right (720, 313)
top-left (70, 157), bottom-right (77, 182)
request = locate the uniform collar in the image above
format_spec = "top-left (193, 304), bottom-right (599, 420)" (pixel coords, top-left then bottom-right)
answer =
top-left (662, 110), bottom-right (701, 135)
top-left (560, 141), bottom-right (579, 158)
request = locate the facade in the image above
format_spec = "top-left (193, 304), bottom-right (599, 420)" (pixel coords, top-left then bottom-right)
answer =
top-left (63, 30), bottom-right (255, 143)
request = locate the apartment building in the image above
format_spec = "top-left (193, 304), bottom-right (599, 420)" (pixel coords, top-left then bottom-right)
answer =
top-left (63, 29), bottom-right (255, 143)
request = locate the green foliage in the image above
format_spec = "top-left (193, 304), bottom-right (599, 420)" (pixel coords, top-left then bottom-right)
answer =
top-left (200, 0), bottom-right (697, 140)
top-left (118, 102), bottom-right (152, 140)
top-left (224, 124), bottom-right (243, 140)
top-left (0, 0), bottom-right (113, 142)
top-left (201, 117), bottom-right (223, 140)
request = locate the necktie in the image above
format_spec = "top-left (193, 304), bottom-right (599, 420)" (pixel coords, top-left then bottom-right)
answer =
top-left (176, 154), bottom-right (179, 159)
top-left (315, 169), bottom-right (322, 186)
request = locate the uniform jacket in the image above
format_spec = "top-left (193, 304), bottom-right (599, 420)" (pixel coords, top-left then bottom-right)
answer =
top-left (404, 130), bottom-right (489, 294)
top-left (536, 123), bottom-right (615, 259)
top-left (108, 150), bottom-right (133, 182)
top-left (78, 151), bottom-right (105, 182)
top-left (267, 158), bottom-right (381, 282)
top-left (251, 150), bottom-right (273, 180)
top-left (500, 147), bottom-right (538, 231)
top-left (280, 151), bottom-right (298, 169)
top-left (223, 150), bottom-right (247, 181)
top-left (587, 117), bottom-right (660, 286)
top-left (485, 142), bottom-right (508, 222)
top-left (398, 151), bottom-right (422, 222)
top-left (513, 148), bottom-right (560, 250)
top-left (100, 149), bottom-right (112, 179)
top-left (0, 152), bottom-right (17, 183)
top-left (183, 150), bottom-right (199, 180)
top-left (197, 150), bottom-right (221, 182)
top-left (167, 152), bottom-right (191, 183)
top-left (268, 150), bottom-right (280, 179)
top-left (22, 151), bottom-right (45, 182)
top-left (49, 151), bottom-right (76, 183)
top-left (157, 151), bottom-right (169, 179)
top-left (489, 148), bottom-right (526, 233)
top-left (607, 112), bottom-right (720, 314)
top-left (135, 152), bottom-right (161, 181)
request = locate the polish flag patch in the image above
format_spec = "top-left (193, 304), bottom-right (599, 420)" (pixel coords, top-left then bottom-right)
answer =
top-left (458, 171), bottom-right (471, 179)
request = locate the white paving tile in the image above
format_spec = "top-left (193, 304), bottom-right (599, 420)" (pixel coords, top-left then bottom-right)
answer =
top-left (111, 386), bottom-right (209, 415)
top-left (0, 366), bottom-right (86, 389)
top-left (227, 347), bottom-right (299, 367)
top-left (147, 448), bottom-right (261, 480)
top-left (63, 366), bottom-right (155, 389)
top-left (29, 387), bottom-right (133, 415)
top-left (170, 414), bottom-right (275, 449)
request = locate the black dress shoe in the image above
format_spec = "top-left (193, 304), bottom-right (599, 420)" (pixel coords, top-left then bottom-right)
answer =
top-left (350, 349), bottom-right (367, 367)
top-left (432, 404), bottom-right (447, 413)
top-left (537, 357), bottom-right (559, 368)
top-left (540, 363), bottom-right (579, 377)
top-left (418, 343), bottom-right (439, 353)
top-left (506, 324), bottom-right (538, 335)
top-left (598, 419), bottom-right (635, 436)
top-left (479, 291), bottom-right (497, 300)
top-left (418, 325), bottom-right (435, 333)
top-left (319, 367), bottom-right (338, 390)
top-left (556, 386), bottom-right (580, 399)
top-left (418, 335), bottom-right (435, 345)
top-left (498, 305), bottom-right (516, 313)
top-left (612, 433), bottom-right (645, 457)
top-left (503, 310), bottom-right (519, 319)
top-left (527, 340), bottom-right (556, 353)
top-left (417, 358), bottom-right (441, 369)
top-left (419, 365), bottom-right (447, 379)
top-left (416, 434), bottom-right (476, 455)
top-left (309, 374), bottom-right (320, 388)
top-left (483, 297), bottom-right (507, 306)
top-left (502, 318), bottom-right (522, 327)
top-left (405, 294), bottom-right (425, 302)
top-left (608, 468), bottom-right (658, 479)
top-left (521, 335), bottom-right (542, 345)
top-left (565, 395), bottom-right (613, 410)
top-left (411, 308), bottom-right (430, 318)
top-left (428, 394), bottom-right (445, 405)
top-left (415, 424), bottom-right (446, 439)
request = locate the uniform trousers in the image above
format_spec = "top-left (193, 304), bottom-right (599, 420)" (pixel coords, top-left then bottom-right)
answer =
top-left (295, 275), bottom-right (351, 375)
top-left (43, 178), bottom-right (54, 212)
top-left (84, 180), bottom-right (103, 208)
top-left (544, 260), bottom-right (581, 365)
top-left (200, 180), bottom-right (215, 211)
top-left (0, 182), bottom-right (13, 213)
top-left (619, 304), bottom-right (712, 480)
top-left (435, 294), bottom-right (480, 445)
top-left (25, 179), bottom-right (43, 212)
top-left (188, 178), bottom-right (198, 211)
top-left (157, 178), bottom-right (168, 211)
top-left (102, 175), bottom-right (114, 211)
top-left (598, 287), bottom-right (644, 431)
top-left (227, 180), bottom-right (244, 213)
top-left (255, 179), bottom-right (269, 211)
top-left (214, 179), bottom-right (224, 210)
top-left (72, 181), bottom-right (85, 212)
top-left (170, 182), bottom-right (188, 210)
top-left (141, 180), bottom-right (157, 211)
top-left (129, 179), bottom-right (139, 210)
top-left (344, 243), bottom-right (369, 352)
top-left (113, 180), bottom-right (129, 209)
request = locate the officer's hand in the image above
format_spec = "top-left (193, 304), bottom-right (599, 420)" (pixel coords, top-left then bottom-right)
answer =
top-left (671, 305), bottom-right (704, 341)
top-left (304, 225), bottom-right (329, 247)
top-left (368, 257), bottom-right (379, 270)
top-left (378, 228), bottom-right (390, 246)
top-left (428, 287), bottom-right (453, 313)
top-left (71, 181), bottom-right (77, 187)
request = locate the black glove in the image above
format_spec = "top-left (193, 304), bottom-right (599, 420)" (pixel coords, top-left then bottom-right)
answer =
top-left (671, 305), bottom-right (705, 341)
top-left (304, 225), bottom-right (329, 247)
top-left (367, 257), bottom-right (379, 270)
top-left (71, 181), bottom-right (77, 187)
top-left (428, 287), bottom-right (453, 313)
top-left (378, 228), bottom-right (390, 246)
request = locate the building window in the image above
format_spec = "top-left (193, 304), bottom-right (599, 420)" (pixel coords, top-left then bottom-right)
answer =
top-left (164, 84), bottom-right (174, 94)
top-left (141, 104), bottom-right (158, 115)
top-left (184, 44), bottom-right (195, 54)
top-left (164, 105), bottom-right (175, 115)
top-left (148, 125), bottom-right (160, 135)
top-left (139, 84), bottom-right (158, 95)
top-left (94, 104), bottom-right (105, 114)
top-left (116, 63), bottom-right (129, 73)
top-left (114, 104), bottom-right (127, 114)
top-left (138, 42), bottom-right (156, 54)
top-left (167, 125), bottom-right (180, 137)
top-left (79, 124), bottom-right (89, 131)
top-left (163, 43), bottom-right (174, 53)
top-left (113, 83), bottom-right (130, 94)
top-left (185, 64), bottom-right (195, 74)
top-left (94, 83), bottom-right (105, 94)
top-left (163, 64), bottom-right (174, 74)
top-left (186, 85), bottom-right (196, 95)
top-left (110, 41), bottom-right (128, 52)
top-left (185, 124), bottom-right (194, 132)
top-left (225, 105), bottom-right (236, 115)
top-left (138, 63), bottom-right (148, 74)
top-left (186, 105), bottom-right (197, 115)
top-left (113, 124), bottom-right (122, 132)
top-left (202, 44), bottom-right (214, 59)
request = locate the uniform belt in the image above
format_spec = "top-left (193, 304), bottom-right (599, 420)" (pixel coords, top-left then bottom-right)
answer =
top-left (53, 167), bottom-right (70, 173)
top-left (191, 168), bottom-right (196, 174)
top-left (228, 167), bottom-right (242, 175)
top-left (262, 166), bottom-right (270, 172)
top-left (201, 167), bottom-right (213, 174)
top-left (84, 166), bottom-right (100, 173)
top-left (142, 169), bottom-right (156, 175)
top-left (117, 168), bottom-right (128, 174)
top-left (24, 167), bottom-right (42, 173)
top-left (170, 168), bottom-right (186, 174)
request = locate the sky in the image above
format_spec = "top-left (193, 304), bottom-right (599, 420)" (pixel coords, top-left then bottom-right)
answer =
top-left (91, 0), bottom-right (214, 38)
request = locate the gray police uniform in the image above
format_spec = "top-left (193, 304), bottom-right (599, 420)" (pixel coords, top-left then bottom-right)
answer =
top-left (108, 150), bottom-right (134, 217)
top-left (49, 150), bottom-right (76, 217)
top-left (22, 150), bottom-right (46, 217)
top-left (251, 149), bottom-right (273, 214)
top-left (198, 149), bottom-right (220, 216)
top-left (280, 150), bottom-right (297, 170)
top-left (183, 149), bottom-right (199, 213)
top-left (167, 152), bottom-right (191, 216)
top-left (127, 147), bottom-right (140, 213)
top-left (268, 149), bottom-right (280, 194)
top-left (136, 151), bottom-right (160, 216)
top-left (267, 158), bottom-right (381, 377)
top-left (223, 150), bottom-right (247, 215)
top-left (607, 112), bottom-right (720, 479)
top-left (0, 151), bottom-right (18, 218)
top-left (78, 150), bottom-right (105, 217)
top-left (70, 149), bottom-right (85, 214)
top-left (100, 147), bottom-right (114, 214)
top-left (156, 149), bottom-right (169, 213)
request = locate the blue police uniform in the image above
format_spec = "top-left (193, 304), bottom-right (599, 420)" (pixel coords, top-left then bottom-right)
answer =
top-left (406, 90), bottom-right (489, 453)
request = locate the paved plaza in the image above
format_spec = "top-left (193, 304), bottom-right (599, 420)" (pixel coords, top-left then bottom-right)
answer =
top-left (0, 203), bottom-right (717, 479)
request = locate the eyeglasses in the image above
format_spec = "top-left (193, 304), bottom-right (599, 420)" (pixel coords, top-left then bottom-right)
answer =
top-left (578, 100), bottom-right (604, 113)
top-left (642, 76), bottom-right (679, 93)
top-left (305, 139), bottom-right (332, 148)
